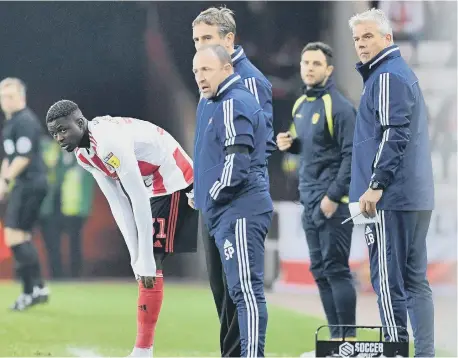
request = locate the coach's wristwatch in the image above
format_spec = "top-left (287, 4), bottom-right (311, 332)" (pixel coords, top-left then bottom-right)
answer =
top-left (369, 179), bottom-right (385, 190)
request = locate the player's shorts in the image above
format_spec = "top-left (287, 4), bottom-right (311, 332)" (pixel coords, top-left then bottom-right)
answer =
top-left (150, 184), bottom-right (198, 254)
top-left (4, 180), bottom-right (48, 232)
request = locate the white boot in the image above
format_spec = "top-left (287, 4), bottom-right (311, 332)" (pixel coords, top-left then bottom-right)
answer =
top-left (127, 347), bottom-right (153, 357)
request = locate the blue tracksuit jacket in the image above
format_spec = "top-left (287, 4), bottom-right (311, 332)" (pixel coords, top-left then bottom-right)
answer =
top-left (193, 73), bottom-right (272, 234)
top-left (350, 45), bottom-right (434, 210)
top-left (230, 45), bottom-right (275, 157)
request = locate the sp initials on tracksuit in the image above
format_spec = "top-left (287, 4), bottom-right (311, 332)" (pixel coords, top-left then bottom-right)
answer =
top-left (194, 73), bottom-right (273, 358)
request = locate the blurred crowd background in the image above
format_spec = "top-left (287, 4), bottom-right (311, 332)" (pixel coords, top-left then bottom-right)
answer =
top-left (0, 1), bottom-right (456, 294)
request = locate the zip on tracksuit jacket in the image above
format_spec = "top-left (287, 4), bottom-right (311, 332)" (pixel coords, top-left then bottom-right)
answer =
top-left (350, 45), bottom-right (434, 210)
top-left (193, 73), bottom-right (272, 234)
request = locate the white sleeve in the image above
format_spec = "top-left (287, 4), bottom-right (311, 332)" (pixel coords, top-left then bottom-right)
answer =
top-left (98, 136), bottom-right (156, 277)
top-left (90, 170), bottom-right (142, 276)
top-left (75, 154), bottom-right (94, 173)
top-left (76, 151), bottom-right (141, 273)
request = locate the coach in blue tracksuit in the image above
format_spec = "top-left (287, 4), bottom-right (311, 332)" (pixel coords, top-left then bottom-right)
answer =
top-left (349, 9), bottom-right (435, 357)
top-left (192, 7), bottom-right (274, 356)
top-left (277, 42), bottom-right (357, 341)
top-left (193, 44), bottom-right (272, 358)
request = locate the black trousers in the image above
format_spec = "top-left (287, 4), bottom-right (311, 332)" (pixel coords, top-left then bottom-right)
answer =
top-left (302, 203), bottom-right (357, 339)
top-left (200, 213), bottom-right (241, 357)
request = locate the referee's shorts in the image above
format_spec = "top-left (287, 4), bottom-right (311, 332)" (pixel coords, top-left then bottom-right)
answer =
top-left (4, 179), bottom-right (48, 232)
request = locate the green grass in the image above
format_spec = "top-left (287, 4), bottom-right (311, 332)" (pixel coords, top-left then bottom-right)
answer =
top-left (0, 282), bottom-right (450, 357)
top-left (0, 282), bottom-right (324, 357)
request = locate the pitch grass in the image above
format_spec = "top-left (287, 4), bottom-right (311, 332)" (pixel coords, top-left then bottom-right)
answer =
top-left (0, 282), bottom-right (447, 357)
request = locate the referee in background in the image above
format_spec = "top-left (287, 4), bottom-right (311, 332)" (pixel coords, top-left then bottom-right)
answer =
top-left (0, 78), bottom-right (49, 311)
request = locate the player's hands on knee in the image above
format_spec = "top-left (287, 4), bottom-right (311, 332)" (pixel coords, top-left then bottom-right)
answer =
top-left (137, 259), bottom-right (158, 289)
top-left (276, 132), bottom-right (293, 151)
top-left (140, 276), bottom-right (156, 289)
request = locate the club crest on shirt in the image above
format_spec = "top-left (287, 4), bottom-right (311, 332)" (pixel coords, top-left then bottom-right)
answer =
top-left (312, 113), bottom-right (320, 124)
top-left (103, 152), bottom-right (120, 169)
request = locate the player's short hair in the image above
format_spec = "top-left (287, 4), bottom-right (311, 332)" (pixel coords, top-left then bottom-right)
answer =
top-left (46, 100), bottom-right (80, 123)
top-left (192, 7), bottom-right (236, 37)
top-left (348, 8), bottom-right (393, 41)
top-left (0, 77), bottom-right (27, 97)
top-left (198, 44), bottom-right (233, 66)
top-left (301, 42), bottom-right (334, 66)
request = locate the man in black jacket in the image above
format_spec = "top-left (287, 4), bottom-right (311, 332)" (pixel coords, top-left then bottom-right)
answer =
top-left (277, 42), bottom-right (357, 340)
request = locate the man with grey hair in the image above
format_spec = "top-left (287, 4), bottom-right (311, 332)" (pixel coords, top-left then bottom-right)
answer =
top-left (191, 7), bottom-right (274, 357)
top-left (193, 44), bottom-right (272, 358)
top-left (349, 8), bottom-right (435, 356)
top-left (0, 77), bottom-right (49, 311)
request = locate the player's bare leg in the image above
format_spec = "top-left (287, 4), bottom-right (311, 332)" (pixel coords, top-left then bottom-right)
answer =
top-left (128, 253), bottom-right (165, 358)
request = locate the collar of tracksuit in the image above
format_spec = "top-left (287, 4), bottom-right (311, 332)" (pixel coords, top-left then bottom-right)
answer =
top-left (215, 73), bottom-right (242, 99)
top-left (356, 45), bottom-right (401, 82)
top-left (302, 76), bottom-right (336, 101)
top-left (231, 45), bottom-right (246, 66)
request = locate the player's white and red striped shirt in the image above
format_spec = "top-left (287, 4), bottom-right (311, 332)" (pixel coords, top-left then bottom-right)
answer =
top-left (75, 116), bottom-right (193, 197)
